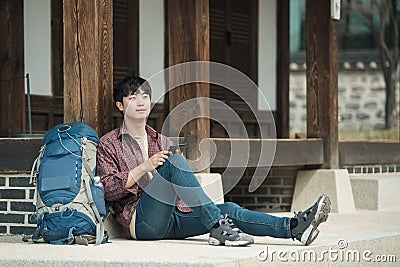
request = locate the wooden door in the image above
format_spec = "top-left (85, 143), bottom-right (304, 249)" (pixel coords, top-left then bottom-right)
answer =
top-left (0, 0), bottom-right (25, 136)
top-left (210, 0), bottom-right (258, 137)
top-left (113, 0), bottom-right (139, 85)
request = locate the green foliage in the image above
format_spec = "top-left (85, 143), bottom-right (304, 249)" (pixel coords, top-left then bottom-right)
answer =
top-left (340, 0), bottom-right (400, 50)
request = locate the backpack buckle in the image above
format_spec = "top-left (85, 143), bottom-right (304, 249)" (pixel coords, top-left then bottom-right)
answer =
top-left (74, 236), bottom-right (89, 246)
top-left (58, 125), bottom-right (71, 133)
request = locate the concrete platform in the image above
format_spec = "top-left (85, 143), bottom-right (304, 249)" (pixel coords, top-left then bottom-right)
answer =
top-left (1, 210), bottom-right (399, 266)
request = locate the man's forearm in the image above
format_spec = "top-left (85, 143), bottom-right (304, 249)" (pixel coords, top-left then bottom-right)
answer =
top-left (125, 161), bottom-right (153, 188)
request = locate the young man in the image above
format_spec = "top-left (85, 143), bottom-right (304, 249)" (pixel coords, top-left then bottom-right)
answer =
top-left (97, 74), bottom-right (331, 246)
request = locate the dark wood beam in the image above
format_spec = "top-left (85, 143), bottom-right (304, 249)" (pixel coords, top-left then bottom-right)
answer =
top-left (339, 141), bottom-right (400, 165)
top-left (167, 0), bottom-right (210, 170)
top-left (276, 0), bottom-right (290, 138)
top-left (0, 0), bottom-right (25, 137)
top-left (0, 137), bottom-right (323, 172)
top-left (63, 0), bottom-right (113, 136)
top-left (306, 0), bottom-right (339, 168)
top-left (5, 138), bottom-right (400, 172)
top-left (210, 138), bottom-right (324, 168)
top-left (0, 138), bottom-right (42, 173)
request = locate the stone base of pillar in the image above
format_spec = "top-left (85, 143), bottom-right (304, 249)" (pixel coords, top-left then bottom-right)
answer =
top-left (291, 169), bottom-right (356, 213)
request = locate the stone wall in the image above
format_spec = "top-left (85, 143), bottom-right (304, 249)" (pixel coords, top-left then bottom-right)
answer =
top-left (221, 167), bottom-right (300, 212)
top-left (0, 174), bottom-right (36, 235)
top-left (290, 69), bottom-right (400, 133)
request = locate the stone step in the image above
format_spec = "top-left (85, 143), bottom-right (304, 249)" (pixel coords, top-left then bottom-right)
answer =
top-left (1, 211), bottom-right (399, 266)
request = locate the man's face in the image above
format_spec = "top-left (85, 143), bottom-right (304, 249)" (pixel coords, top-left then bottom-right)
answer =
top-left (117, 89), bottom-right (151, 120)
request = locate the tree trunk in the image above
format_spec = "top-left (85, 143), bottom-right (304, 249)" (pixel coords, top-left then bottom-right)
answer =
top-left (376, 0), bottom-right (399, 129)
top-left (384, 65), bottom-right (398, 129)
top-left (380, 48), bottom-right (397, 130)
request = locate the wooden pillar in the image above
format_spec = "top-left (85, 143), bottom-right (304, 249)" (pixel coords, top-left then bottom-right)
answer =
top-left (63, 0), bottom-right (113, 136)
top-left (276, 0), bottom-right (290, 138)
top-left (167, 0), bottom-right (210, 167)
top-left (0, 0), bottom-right (25, 137)
top-left (306, 0), bottom-right (339, 168)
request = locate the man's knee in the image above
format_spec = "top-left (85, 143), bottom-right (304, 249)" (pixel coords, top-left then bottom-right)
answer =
top-left (220, 202), bottom-right (242, 212)
top-left (166, 154), bottom-right (192, 172)
top-left (168, 153), bottom-right (186, 163)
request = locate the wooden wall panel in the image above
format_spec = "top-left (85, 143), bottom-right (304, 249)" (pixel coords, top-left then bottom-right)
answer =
top-left (209, 0), bottom-right (258, 134)
top-left (113, 0), bottom-right (139, 85)
top-left (0, 0), bottom-right (25, 137)
top-left (276, 0), bottom-right (290, 138)
top-left (51, 0), bottom-right (64, 97)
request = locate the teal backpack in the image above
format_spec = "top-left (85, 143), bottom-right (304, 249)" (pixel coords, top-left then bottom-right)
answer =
top-left (29, 122), bottom-right (108, 245)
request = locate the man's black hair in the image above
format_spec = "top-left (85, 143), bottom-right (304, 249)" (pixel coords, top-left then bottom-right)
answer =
top-left (113, 74), bottom-right (152, 103)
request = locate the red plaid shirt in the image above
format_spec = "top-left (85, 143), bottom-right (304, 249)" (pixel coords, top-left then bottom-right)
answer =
top-left (96, 124), bottom-right (192, 238)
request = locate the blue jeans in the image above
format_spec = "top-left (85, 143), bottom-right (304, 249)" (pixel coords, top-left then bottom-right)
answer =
top-left (135, 154), bottom-right (292, 240)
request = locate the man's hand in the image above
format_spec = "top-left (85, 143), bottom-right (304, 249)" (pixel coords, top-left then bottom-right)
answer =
top-left (147, 150), bottom-right (171, 170)
top-left (127, 152), bottom-right (170, 188)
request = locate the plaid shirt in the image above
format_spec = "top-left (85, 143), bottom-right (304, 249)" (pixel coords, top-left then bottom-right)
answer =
top-left (96, 124), bottom-right (192, 238)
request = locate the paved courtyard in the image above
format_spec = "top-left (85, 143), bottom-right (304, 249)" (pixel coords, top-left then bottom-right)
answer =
top-left (1, 210), bottom-right (399, 266)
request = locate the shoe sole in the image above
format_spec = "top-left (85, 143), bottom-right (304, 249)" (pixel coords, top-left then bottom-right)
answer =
top-left (301, 195), bottom-right (331, 246)
top-left (239, 233), bottom-right (254, 244)
top-left (208, 237), bottom-right (250, 246)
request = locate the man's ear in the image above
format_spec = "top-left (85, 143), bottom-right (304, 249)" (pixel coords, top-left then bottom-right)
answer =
top-left (116, 101), bottom-right (124, 112)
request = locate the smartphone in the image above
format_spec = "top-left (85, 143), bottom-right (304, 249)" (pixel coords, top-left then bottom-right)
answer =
top-left (168, 143), bottom-right (188, 154)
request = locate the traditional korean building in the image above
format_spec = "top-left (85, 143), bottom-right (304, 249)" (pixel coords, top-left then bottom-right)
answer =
top-left (0, 0), bottom-right (399, 235)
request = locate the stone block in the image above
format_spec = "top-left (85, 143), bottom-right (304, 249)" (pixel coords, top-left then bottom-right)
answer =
top-left (195, 173), bottom-right (224, 204)
top-left (291, 169), bottom-right (356, 213)
top-left (104, 215), bottom-right (125, 239)
top-left (350, 174), bottom-right (400, 211)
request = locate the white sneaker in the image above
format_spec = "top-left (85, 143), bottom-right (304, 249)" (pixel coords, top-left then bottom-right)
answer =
top-left (208, 215), bottom-right (251, 246)
top-left (291, 195), bottom-right (331, 245)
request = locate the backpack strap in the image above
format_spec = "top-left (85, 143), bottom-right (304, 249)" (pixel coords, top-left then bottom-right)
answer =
top-left (29, 157), bottom-right (39, 185)
top-left (30, 145), bottom-right (45, 206)
top-left (82, 158), bottom-right (106, 245)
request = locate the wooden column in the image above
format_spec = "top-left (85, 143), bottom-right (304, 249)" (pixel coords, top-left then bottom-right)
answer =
top-left (276, 0), bottom-right (290, 138)
top-left (63, 0), bottom-right (113, 136)
top-left (167, 0), bottom-right (210, 167)
top-left (0, 0), bottom-right (25, 137)
top-left (306, 0), bottom-right (339, 169)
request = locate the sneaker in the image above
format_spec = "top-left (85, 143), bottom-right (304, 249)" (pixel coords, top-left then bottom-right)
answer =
top-left (239, 232), bottom-right (254, 244)
top-left (291, 194), bottom-right (331, 246)
top-left (209, 215), bottom-right (251, 246)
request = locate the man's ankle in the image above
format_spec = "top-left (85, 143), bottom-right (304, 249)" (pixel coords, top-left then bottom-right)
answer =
top-left (290, 218), bottom-right (298, 237)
